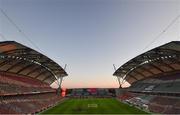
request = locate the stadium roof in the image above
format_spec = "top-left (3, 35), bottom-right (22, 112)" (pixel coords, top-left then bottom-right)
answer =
top-left (113, 41), bottom-right (180, 85)
top-left (0, 41), bottom-right (68, 84)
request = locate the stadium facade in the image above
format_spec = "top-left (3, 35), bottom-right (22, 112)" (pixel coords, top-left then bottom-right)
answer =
top-left (114, 41), bottom-right (180, 114)
top-left (66, 88), bottom-right (116, 98)
top-left (0, 41), bottom-right (68, 114)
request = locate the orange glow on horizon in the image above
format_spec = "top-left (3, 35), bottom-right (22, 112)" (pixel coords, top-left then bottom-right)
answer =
top-left (61, 88), bottom-right (66, 97)
top-left (51, 80), bottom-right (131, 89)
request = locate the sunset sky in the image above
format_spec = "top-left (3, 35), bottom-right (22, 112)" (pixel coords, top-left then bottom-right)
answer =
top-left (0, 0), bottom-right (180, 88)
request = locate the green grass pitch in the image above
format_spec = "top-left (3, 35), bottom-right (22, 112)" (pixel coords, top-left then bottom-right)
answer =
top-left (42, 98), bottom-right (148, 114)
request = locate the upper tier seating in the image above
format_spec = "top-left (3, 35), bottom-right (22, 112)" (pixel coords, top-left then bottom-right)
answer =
top-left (0, 73), bottom-right (55, 95)
top-left (128, 73), bottom-right (180, 93)
top-left (0, 72), bottom-right (49, 87)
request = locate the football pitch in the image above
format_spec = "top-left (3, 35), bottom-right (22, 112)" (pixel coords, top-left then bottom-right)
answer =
top-left (42, 98), bottom-right (148, 114)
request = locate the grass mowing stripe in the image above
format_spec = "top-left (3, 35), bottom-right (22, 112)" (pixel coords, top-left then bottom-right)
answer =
top-left (96, 98), bottom-right (111, 114)
top-left (57, 99), bottom-right (75, 113)
top-left (43, 99), bottom-right (73, 113)
top-left (41, 98), bottom-right (149, 114)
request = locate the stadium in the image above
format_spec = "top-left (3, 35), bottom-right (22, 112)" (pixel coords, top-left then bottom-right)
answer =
top-left (1, 0), bottom-right (180, 114)
top-left (114, 41), bottom-right (180, 114)
top-left (0, 41), bottom-right (146, 114)
top-left (0, 40), bottom-right (180, 114)
top-left (0, 41), bottom-right (68, 114)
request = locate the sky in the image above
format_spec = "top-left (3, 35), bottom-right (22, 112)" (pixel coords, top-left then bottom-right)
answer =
top-left (0, 0), bottom-right (180, 88)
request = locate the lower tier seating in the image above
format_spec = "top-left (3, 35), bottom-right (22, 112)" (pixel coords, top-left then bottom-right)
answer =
top-left (149, 96), bottom-right (180, 114)
top-left (0, 92), bottom-right (63, 114)
top-left (117, 90), bottom-right (180, 114)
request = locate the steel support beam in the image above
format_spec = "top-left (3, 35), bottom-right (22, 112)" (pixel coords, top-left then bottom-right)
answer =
top-left (140, 66), bottom-right (155, 75)
top-left (128, 74), bottom-right (138, 80)
top-left (0, 59), bottom-right (14, 67)
top-left (149, 63), bottom-right (164, 72)
top-left (5, 61), bottom-right (24, 72)
top-left (26, 66), bottom-right (42, 76)
top-left (42, 75), bottom-right (52, 81)
top-left (16, 64), bottom-right (34, 74)
top-left (116, 76), bottom-right (122, 88)
top-left (34, 70), bottom-right (48, 79)
top-left (133, 70), bottom-right (147, 78)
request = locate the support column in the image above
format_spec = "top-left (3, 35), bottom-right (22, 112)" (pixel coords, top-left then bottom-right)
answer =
top-left (57, 77), bottom-right (63, 96)
top-left (117, 77), bottom-right (122, 88)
